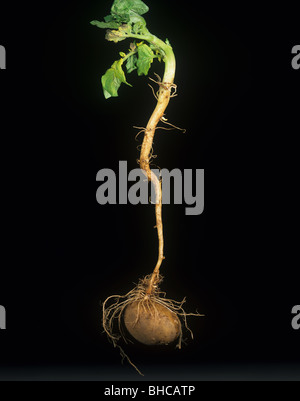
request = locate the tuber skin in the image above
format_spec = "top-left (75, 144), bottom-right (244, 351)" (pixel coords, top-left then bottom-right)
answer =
top-left (124, 300), bottom-right (181, 345)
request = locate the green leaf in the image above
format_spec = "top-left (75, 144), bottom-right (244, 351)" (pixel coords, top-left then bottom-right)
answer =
top-left (104, 15), bottom-right (115, 22)
top-left (136, 43), bottom-right (154, 76)
top-left (90, 20), bottom-right (121, 29)
top-left (129, 11), bottom-right (147, 34)
top-left (101, 59), bottom-right (132, 99)
top-left (126, 53), bottom-right (138, 73)
top-left (111, 0), bottom-right (149, 22)
top-left (148, 43), bottom-right (163, 62)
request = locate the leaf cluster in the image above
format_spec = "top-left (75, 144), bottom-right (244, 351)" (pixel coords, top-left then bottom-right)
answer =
top-left (91, 0), bottom-right (162, 99)
top-left (90, 0), bottom-right (149, 36)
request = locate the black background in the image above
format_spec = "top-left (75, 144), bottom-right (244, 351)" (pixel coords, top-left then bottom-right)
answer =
top-left (0, 0), bottom-right (299, 380)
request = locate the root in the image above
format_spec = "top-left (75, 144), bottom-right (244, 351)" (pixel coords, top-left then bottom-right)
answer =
top-left (169, 84), bottom-right (178, 98)
top-left (149, 72), bottom-right (162, 85)
top-left (116, 343), bottom-right (144, 376)
top-left (149, 73), bottom-right (177, 97)
top-left (102, 275), bottom-right (204, 375)
top-left (148, 83), bottom-right (159, 101)
top-left (159, 116), bottom-right (186, 133)
top-left (133, 126), bottom-right (146, 141)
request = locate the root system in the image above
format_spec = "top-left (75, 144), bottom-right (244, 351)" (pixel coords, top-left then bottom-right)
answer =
top-left (102, 275), bottom-right (203, 375)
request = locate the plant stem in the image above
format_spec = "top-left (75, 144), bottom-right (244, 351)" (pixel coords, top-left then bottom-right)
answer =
top-left (122, 47), bottom-right (138, 62)
top-left (137, 39), bottom-right (176, 295)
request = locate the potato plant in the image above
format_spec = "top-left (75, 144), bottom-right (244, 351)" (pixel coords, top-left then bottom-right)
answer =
top-left (91, 0), bottom-right (202, 374)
